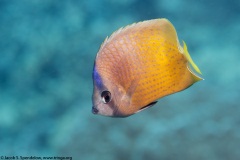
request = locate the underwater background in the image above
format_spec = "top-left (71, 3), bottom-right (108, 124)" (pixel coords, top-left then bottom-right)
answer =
top-left (0, 0), bottom-right (239, 159)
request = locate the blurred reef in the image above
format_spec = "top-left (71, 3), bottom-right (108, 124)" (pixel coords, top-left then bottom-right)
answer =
top-left (0, 0), bottom-right (240, 160)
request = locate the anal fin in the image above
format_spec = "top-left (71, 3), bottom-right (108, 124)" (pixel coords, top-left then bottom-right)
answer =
top-left (135, 101), bottom-right (158, 113)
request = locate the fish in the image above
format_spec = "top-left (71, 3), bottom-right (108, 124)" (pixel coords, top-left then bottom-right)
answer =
top-left (92, 18), bottom-right (203, 117)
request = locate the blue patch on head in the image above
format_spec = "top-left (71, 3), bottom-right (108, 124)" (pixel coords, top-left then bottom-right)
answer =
top-left (93, 64), bottom-right (103, 89)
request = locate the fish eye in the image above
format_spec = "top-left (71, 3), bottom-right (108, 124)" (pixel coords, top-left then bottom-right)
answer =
top-left (101, 91), bottom-right (111, 104)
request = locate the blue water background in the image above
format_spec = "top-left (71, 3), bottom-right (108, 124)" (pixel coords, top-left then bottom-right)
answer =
top-left (0, 0), bottom-right (239, 159)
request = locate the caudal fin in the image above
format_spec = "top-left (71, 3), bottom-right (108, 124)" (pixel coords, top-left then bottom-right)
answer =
top-left (182, 41), bottom-right (203, 82)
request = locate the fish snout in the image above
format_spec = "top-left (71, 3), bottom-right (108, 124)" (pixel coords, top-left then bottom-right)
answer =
top-left (92, 106), bottom-right (99, 114)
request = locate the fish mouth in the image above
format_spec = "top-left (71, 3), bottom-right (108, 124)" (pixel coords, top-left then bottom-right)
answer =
top-left (92, 106), bottom-right (99, 114)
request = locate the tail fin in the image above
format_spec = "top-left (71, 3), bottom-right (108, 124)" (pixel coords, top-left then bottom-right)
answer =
top-left (182, 41), bottom-right (203, 82)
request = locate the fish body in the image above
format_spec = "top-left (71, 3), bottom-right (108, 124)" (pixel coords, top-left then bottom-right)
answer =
top-left (92, 18), bottom-right (202, 117)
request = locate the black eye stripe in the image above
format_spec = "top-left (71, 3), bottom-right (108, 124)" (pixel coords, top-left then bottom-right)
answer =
top-left (101, 91), bottom-right (111, 103)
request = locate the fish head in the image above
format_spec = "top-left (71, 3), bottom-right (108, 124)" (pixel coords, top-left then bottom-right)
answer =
top-left (92, 65), bottom-right (130, 117)
top-left (92, 85), bottom-right (115, 116)
top-left (92, 81), bottom-right (132, 117)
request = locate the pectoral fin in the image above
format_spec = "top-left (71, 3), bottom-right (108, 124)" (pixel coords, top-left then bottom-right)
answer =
top-left (120, 78), bottom-right (140, 108)
top-left (126, 78), bottom-right (140, 97)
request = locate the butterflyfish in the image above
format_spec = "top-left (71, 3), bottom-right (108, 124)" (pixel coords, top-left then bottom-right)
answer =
top-left (92, 18), bottom-right (203, 117)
